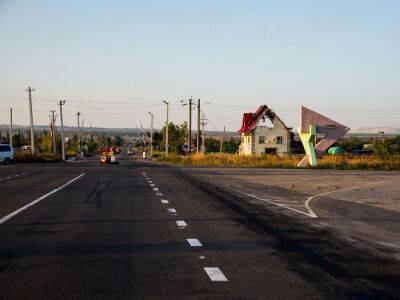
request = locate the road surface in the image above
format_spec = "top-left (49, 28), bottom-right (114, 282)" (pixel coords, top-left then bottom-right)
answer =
top-left (0, 159), bottom-right (399, 299)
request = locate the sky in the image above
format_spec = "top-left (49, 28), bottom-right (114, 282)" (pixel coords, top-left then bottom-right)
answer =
top-left (0, 0), bottom-right (399, 132)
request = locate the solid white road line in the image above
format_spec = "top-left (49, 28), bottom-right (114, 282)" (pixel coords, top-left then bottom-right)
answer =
top-left (167, 208), bottom-right (177, 214)
top-left (199, 177), bottom-right (317, 218)
top-left (161, 199), bottom-right (169, 204)
top-left (0, 173), bottom-right (85, 224)
top-left (176, 220), bottom-right (187, 227)
top-left (304, 181), bottom-right (386, 218)
top-left (204, 267), bottom-right (228, 282)
top-left (187, 238), bottom-right (202, 247)
top-left (226, 184), bottom-right (317, 218)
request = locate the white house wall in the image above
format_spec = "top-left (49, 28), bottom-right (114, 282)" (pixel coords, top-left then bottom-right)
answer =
top-left (253, 126), bottom-right (290, 156)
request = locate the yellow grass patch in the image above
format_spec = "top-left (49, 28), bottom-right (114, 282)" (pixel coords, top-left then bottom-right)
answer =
top-left (156, 153), bottom-right (400, 170)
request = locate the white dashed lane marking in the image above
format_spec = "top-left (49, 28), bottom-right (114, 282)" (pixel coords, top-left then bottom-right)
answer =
top-left (187, 238), bottom-right (203, 247)
top-left (204, 267), bottom-right (228, 282)
top-left (176, 220), bottom-right (187, 228)
top-left (145, 171), bottom-right (228, 284)
top-left (167, 208), bottom-right (176, 214)
top-left (0, 173), bottom-right (27, 181)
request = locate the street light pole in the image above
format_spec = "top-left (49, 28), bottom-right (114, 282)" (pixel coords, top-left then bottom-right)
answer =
top-left (59, 100), bottom-right (66, 161)
top-left (26, 87), bottom-right (35, 154)
top-left (163, 100), bottom-right (169, 156)
top-left (188, 97), bottom-right (192, 154)
top-left (9, 107), bottom-right (13, 148)
top-left (149, 112), bottom-right (153, 158)
top-left (77, 112), bottom-right (81, 147)
top-left (50, 110), bottom-right (57, 157)
top-left (197, 99), bottom-right (200, 154)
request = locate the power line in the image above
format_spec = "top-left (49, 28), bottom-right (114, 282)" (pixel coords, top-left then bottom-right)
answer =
top-left (201, 109), bottom-right (241, 124)
top-left (65, 104), bottom-right (163, 110)
top-left (152, 115), bottom-right (164, 128)
top-left (201, 110), bottom-right (220, 132)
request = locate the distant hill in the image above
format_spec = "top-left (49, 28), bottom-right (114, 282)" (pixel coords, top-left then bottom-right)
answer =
top-left (351, 127), bottom-right (400, 134)
top-left (0, 124), bottom-right (240, 138)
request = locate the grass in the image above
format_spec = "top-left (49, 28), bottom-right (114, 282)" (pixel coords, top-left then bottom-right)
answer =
top-left (14, 151), bottom-right (61, 163)
top-left (156, 153), bottom-right (400, 171)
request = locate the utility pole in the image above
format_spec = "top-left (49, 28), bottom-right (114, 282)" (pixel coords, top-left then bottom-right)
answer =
top-left (201, 112), bottom-right (207, 153)
top-left (26, 87), bottom-right (35, 154)
top-left (77, 112), bottom-right (81, 146)
top-left (59, 100), bottom-right (66, 160)
top-left (77, 112), bottom-right (81, 159)
top-left (188, 97), bottom-right (192, 154)
top-left (81, 119), bottom-right (85, 143)
top-left (49, 110), bottom-right (57, 157)
top-left (149, 112), bottom-right (153, 158)
top-left (220, 126), bottom-right (225, 154)
top-left (197, 99), bottom-right (200, 154)
top-left (163, 100), bottom-right (169, 156)
top-left (9, 107), bottom-right (13, 148)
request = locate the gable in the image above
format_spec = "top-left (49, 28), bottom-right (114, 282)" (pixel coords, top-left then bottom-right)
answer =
top-left (239, 105), bottom-right (290, 134)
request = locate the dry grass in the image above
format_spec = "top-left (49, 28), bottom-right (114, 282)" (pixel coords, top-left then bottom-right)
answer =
top-left (14, 151), bottom-right (60, 163)
top-left (156, 153), bottom-right (400, 171)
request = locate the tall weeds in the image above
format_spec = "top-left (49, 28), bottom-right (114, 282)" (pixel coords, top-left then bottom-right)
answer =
top-left (156, 153), bottom-right (400, 171)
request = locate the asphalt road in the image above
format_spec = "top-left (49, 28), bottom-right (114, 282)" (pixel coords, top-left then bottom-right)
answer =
top-left (1, 159), bottom-right (399, 299)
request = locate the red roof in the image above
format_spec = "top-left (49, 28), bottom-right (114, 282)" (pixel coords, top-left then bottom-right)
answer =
top-left (239, 105), bottom-right (268, 133)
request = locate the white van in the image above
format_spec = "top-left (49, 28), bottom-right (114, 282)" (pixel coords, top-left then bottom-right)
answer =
top-left (0, 144), bottom-right (14, 165)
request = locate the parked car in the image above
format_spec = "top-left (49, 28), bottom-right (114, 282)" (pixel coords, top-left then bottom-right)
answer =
top-left (0, 144), bottom-right (14, 165)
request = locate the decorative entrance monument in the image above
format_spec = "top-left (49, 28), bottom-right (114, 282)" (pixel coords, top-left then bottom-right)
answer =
top-left (298, 106), bottom-right (350, 167)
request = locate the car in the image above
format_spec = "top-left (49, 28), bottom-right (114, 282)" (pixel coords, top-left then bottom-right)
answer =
top-left (0, 144), bottom-right (14, 165)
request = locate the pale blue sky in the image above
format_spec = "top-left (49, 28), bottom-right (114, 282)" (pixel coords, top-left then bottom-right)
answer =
top-left (0, 0), bottom-right (399, 131)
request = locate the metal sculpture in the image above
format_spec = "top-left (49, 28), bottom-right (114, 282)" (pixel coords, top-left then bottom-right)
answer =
top-left (298, 106), bottom-right (350, 167)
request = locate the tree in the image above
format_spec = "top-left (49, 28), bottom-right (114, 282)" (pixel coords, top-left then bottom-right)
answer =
top-left (160, 122), bottom-right (188, 154)
top-left (334, 137), bottom-right (365, 152)
top-left (373, 136), bottom-right (400, 159)
top-left (113, 135), bottom-right (124, 147)
top-left (152, 131), bottom-right (162, 149)
top-left (40, 131), bottom-right (52, 153)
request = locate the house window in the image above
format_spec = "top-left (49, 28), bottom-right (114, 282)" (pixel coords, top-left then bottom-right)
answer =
top-left (258, 136), bottom-right (266, 144)
top-left (276, 136), bottom-right (283, 144)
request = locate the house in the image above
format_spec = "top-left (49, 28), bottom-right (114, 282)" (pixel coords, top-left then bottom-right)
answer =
top-left (239, 105), bottom-right (292, 156)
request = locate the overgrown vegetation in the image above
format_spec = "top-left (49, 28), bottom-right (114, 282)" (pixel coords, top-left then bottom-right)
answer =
top-left (1, 129), bottom-right (124, 163)
top-left (334, 137), bottom-right (365, 151)
top-left (156, 153), bottom-right (400, 171)
top-left (13, 151), bottom-right (60, 163)
top-left (373, 136), bottom-right (400, 159)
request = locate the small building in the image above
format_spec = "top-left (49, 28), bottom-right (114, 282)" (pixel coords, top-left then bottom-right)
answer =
top-left (239, 105), bottom-right (292, 156)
